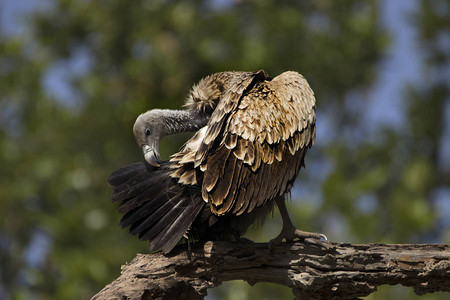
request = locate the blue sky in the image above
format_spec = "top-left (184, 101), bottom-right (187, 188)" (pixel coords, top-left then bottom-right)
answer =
top-left (367, 0), bottom-right (422, 129)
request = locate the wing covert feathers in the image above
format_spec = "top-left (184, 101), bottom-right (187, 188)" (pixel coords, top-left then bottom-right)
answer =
top-left (171, 70), bottom-right (316, 216)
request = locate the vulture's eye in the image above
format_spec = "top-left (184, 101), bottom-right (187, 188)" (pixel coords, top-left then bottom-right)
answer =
top-left (145, 128), bottom-right (151, 136)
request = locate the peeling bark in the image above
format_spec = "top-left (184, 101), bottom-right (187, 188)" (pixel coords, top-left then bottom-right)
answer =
top-left (92, 241), bottom-right (450, 300)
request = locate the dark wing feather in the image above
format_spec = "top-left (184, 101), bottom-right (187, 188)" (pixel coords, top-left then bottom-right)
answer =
top-left (120, 185), bottom-right (178, 227)
top-left (129, 189), bottom-right (184, 235)
top-left (108, 162), bottom-right (205, 254)
top-left (107, 162), bottom-right (152, 187)
top-left (150, 195), bottom-right (205, 253)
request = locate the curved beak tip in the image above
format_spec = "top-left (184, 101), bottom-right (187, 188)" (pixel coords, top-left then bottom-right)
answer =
top-left (142, 146), bottom-right (160, 167)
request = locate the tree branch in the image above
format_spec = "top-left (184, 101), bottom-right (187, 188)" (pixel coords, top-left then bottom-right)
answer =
top-left (92, 241), bottom-right (450, 300)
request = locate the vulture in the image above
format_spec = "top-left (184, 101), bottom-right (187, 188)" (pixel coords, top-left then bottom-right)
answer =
top-left (108, 70), bottom-right (326, 253)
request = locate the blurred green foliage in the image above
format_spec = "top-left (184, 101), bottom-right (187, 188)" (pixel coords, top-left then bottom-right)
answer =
top-left (0, 0), bottom-right (449, 299)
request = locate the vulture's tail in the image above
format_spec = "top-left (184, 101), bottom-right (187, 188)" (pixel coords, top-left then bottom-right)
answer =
top-left (107, 161), bottom-right (205, 253)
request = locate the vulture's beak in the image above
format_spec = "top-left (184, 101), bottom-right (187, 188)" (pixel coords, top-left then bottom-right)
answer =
top-left (142, 145), bottom-right (160, 167)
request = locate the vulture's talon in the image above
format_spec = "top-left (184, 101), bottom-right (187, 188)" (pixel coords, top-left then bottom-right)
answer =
top-left (294, 229), bottom-right (326, 241)
top-left (269, 227), bottom-right (326, 249)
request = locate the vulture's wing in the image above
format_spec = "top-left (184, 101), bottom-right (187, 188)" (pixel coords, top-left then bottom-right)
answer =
top-left (193, 70), bottom-right (270, 165)
top-left (172, 71), bottom-right (316, 216)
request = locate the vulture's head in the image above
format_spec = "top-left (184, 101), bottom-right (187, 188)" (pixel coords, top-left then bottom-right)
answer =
top-left (133, 110), bottom-right (165, 167)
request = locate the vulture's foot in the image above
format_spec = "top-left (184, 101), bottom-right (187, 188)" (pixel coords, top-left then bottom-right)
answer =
top-left (269, 224), bottom-right (327, 248)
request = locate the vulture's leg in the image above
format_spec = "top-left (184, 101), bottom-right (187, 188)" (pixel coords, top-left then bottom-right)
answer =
top-left (269, 197), bottom-right (327, 246)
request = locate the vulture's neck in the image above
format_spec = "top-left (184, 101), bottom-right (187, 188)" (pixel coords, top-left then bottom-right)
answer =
top-left (160, 109), bottom-right (209, 136)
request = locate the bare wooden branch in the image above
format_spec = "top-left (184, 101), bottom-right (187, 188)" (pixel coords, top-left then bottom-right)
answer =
top-left (92, 241), bottom-right (450, 300)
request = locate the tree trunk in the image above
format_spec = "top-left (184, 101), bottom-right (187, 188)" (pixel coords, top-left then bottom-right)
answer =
top-left (92, 240), bottom-right (450, 300)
